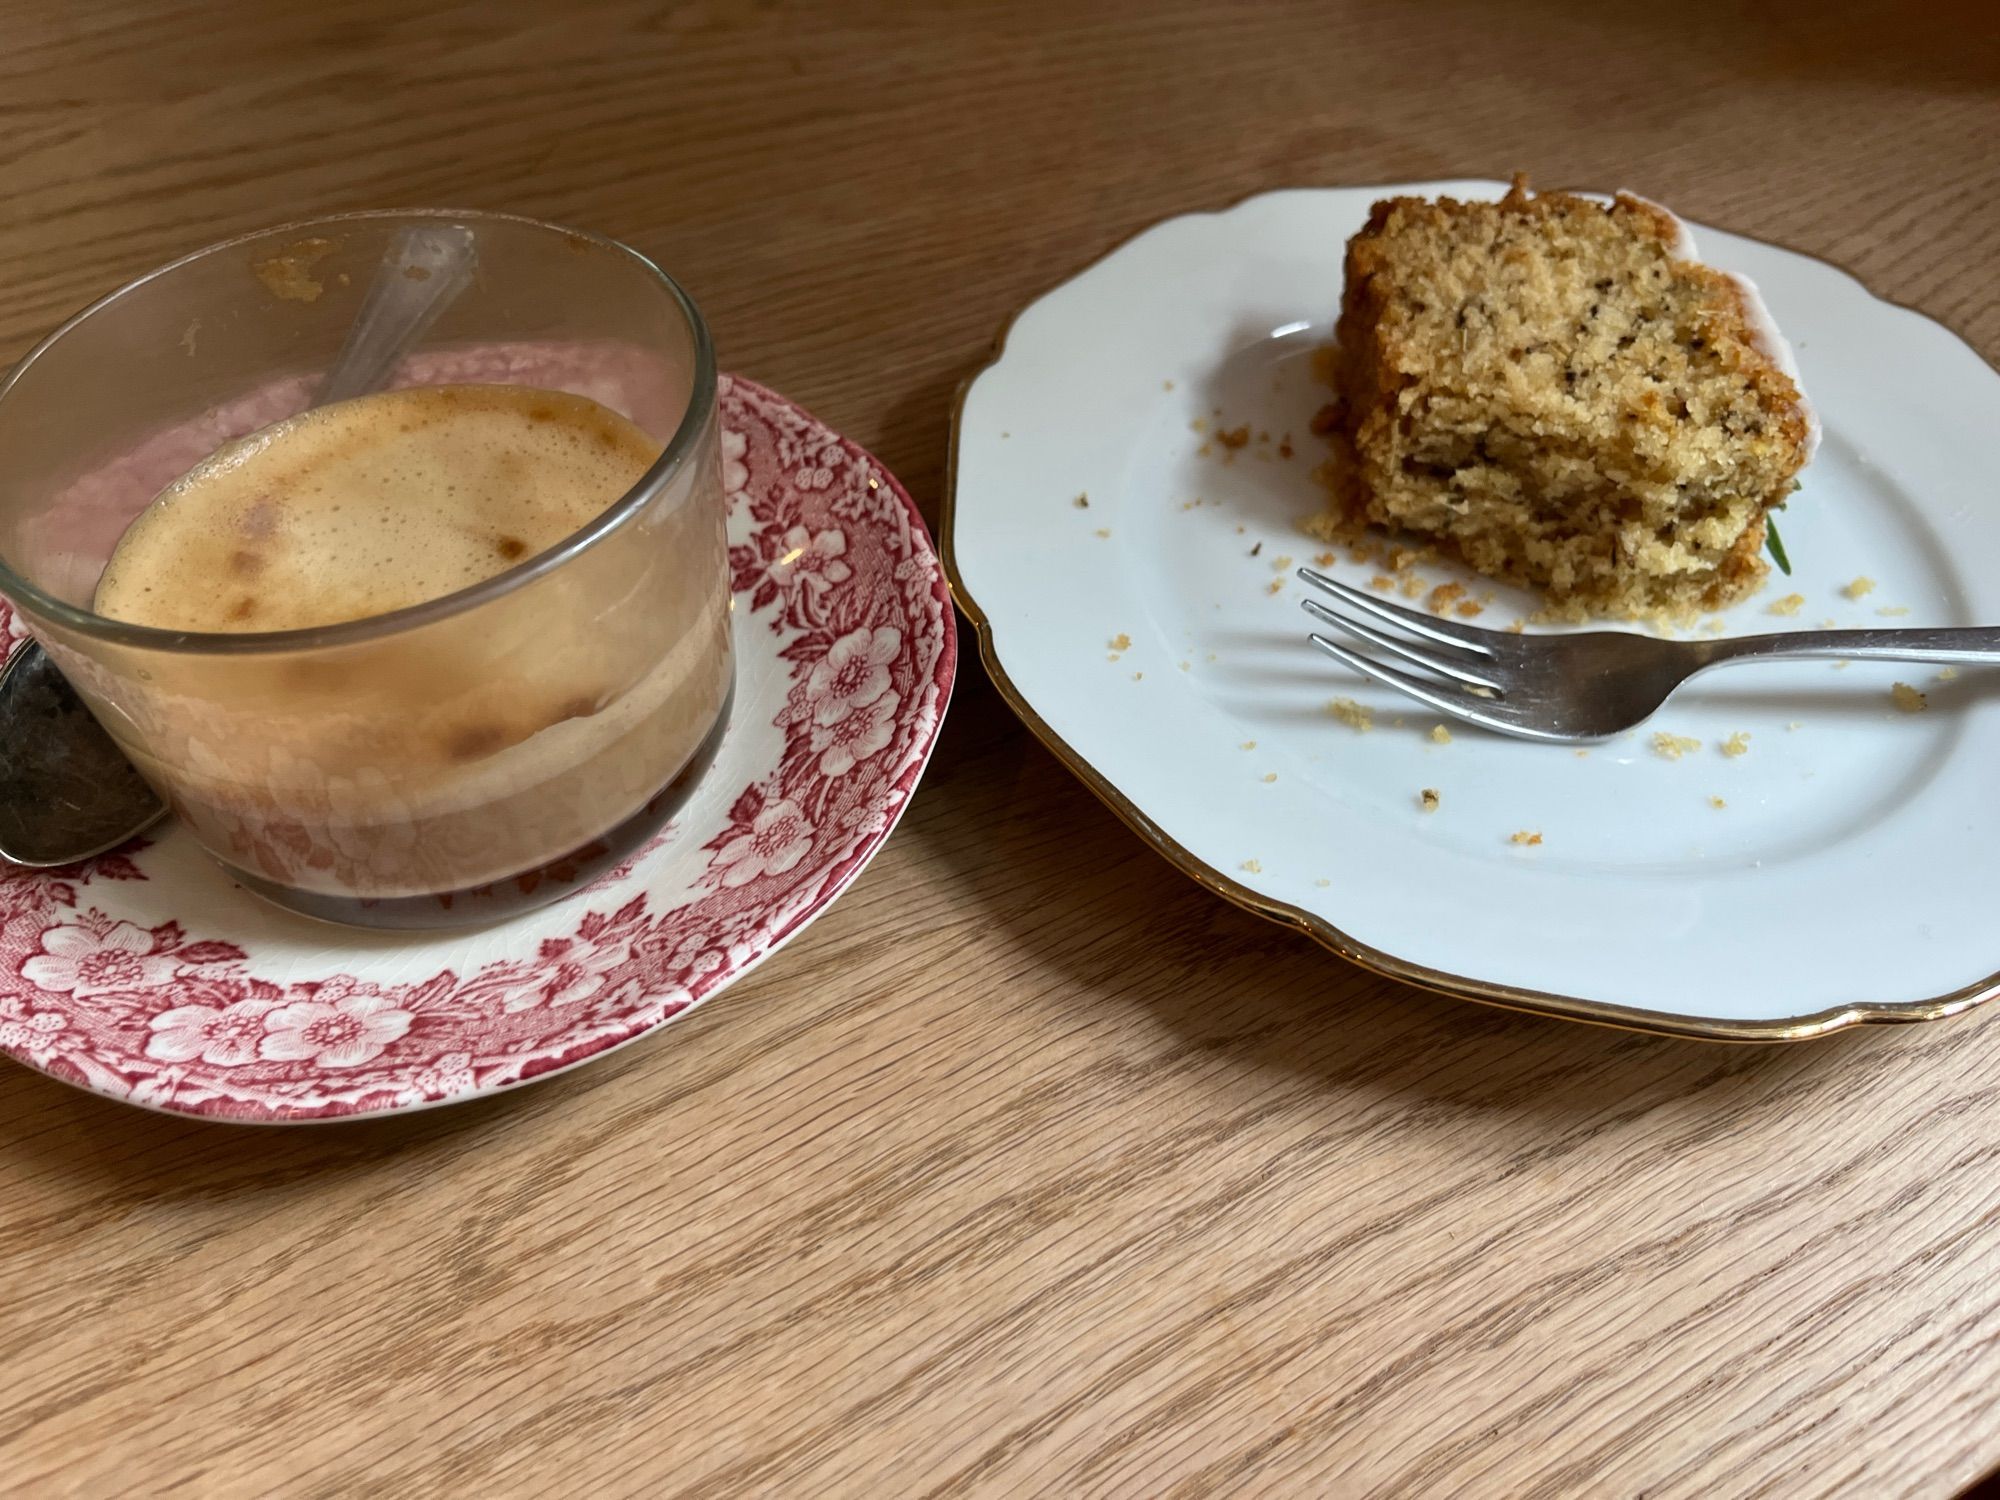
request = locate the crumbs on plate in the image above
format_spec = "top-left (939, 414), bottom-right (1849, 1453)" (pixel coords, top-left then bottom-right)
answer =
top-left (1426, 582), bottom-right (1465, 616)
top-left (1429, 724), bottom-right (1452, 744)
top-left (1842, 576), bottom-right (1877, 599)
top-left (1938, 666), bottom-right (1960, 682)
top-left (1709, 795), bottom-right (1727, 809)
top-left (1073, 493), bottom-right (1090, 508)
top-left (1240, 858), bottom-right (1263, 873)
top-left (1418, 788), bottom-right (1440, 812)
top-left (1768, 593), bottom-right (1805, 616)
top-left (1891, 682), bottom-right (1928, 713)
top-left (1109, 633), bottom-right (1131, 651)
top-left (1721, 731), bottom-right (1751, 758)
top-left (1651, 732), bottom-right (1702, 760)
top-left (1327, 697), bottom-right (1374, 732)
top-left (1509, 830), bottom-right (1543, 846)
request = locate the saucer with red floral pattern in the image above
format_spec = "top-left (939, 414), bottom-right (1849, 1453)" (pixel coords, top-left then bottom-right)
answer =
top-left (0, 375), bottom-right (955, 1122)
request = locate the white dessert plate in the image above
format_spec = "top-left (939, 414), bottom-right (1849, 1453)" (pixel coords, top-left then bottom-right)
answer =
top-left (0, 376), bottom-right (955, 1119)
top-left (947, 179), bottom-right (2000, 1040)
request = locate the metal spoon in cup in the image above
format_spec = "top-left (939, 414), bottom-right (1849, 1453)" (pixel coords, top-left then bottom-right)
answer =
top-left (0, 225), bottom-right (476, 868)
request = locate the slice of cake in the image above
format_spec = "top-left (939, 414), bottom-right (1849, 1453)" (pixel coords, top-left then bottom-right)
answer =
top-left (1324, 177), bottom-right (1816, 619)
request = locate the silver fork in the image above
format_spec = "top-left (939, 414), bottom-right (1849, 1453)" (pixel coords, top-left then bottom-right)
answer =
top-left (1296, 566), bottom-right (2000, 743)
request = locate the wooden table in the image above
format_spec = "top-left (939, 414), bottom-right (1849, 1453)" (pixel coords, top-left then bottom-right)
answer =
top-left (4, 2), bottom-right (1998, 1493)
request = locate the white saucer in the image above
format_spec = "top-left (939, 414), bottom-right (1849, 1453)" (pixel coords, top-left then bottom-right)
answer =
top-left (948, 181), bottom-right (2000, 1039)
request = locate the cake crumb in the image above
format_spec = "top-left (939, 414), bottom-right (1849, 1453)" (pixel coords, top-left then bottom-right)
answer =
top-left (1938, 666), bottom-right (1960, 682)
top-left (1240, 740), bottom-right (1256, 750)
top-left (1399, 575), bottom-right (1426, 599)
top-left (1891, 681), bottom-right (1928, 713)
top-left (1216, 425), bottom-right (1250, 450)
top-left (1131, 672), bottom-right (1143, 680)
top-left (1094, 528), bottom-right (1111, 538)
top-left (1266, 579), bottom-right (1284, 595)
top-left (1314, 877), bottom-right (1331, 888)
top-left (1388, 547), bottom-right (1419, 572)
top-left (1429, 724), bottom-right (1452, 744)
top-left (1427, 582), bottom-right (1467, 616)
top-left (1163, 379), bottom-right (1175, 391)
top-left (1652, 732), bottom-right (1702, 760)
top-left (1768, 593), bottom-right (1806, 616)
top-left (1709, 795), bottom-right (1727, 809)
top-left (1179, 661), bottom-right (1191, 671)
top-left (1506, 619), bottom-right (1526, 634)
top-left (1190, 418), bottom-right (1207, 434)
top-left (1368, 574), bottom-right (1394, 592)
top-left (1842, 576), bottom-right (1877, 599)
top-left (1235, 525), bottom-right (1246, 535)
top-left (1573, 749), bottom-right (1589, 758)
top-left (1419, 788), bottom-right (1441, 812)
top-left (1313, 552), bottom-right (1336, 567)
top-left (1272, 554), bottom-right (1294, 572)
top-left (1509, 830), bottom-right (1543, 846)
top-left (1786, 720), bottom-right (1802, 730)
top-left (1876, 605), bottom-right (1910, 617)
top-left (1073, 493), bottom-right (1089, 508)
top-left (1818, 618), bottom-right (1838, 629)
top-left (1109, 633), bottom-right (1131, 651)
top-left (1240, 858), bottom-right (1263, 873)
top-left (1278, 437), bottom-right (1294, 459)
top-left (1327, 697), bottom-right (1374, 731)
top-left (1392, 716), bottom-right (1406, 729)
top-left (1455, 600), bottom-right (1485, 619)
top-left (1721, 731), bottom-right (1751, 758)
top-left (1832, 660), bottom-right (1850, 670)
top-left (1702, 618), bottom-right (1727, 636)
top-left (1262, 772), bottom-right (1278, 783)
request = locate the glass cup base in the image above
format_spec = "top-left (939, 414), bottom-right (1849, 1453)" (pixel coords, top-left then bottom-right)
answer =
top-left (222, 684), bottom-right (733, 931)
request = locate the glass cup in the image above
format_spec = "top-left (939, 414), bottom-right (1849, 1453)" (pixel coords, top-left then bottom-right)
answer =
top-left (0, 210), bottom-right (733, 928)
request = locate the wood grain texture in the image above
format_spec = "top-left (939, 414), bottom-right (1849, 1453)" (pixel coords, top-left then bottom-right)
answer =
top-left (3, 1), bottom-right (1999, 1494)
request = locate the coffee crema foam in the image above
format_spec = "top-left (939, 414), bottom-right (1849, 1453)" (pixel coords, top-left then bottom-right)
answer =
top-left (94, 384), bottom-right (660, 630)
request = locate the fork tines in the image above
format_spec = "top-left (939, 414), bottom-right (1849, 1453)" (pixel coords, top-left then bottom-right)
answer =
top-left (1295, 566), bottom-right (1505, 708)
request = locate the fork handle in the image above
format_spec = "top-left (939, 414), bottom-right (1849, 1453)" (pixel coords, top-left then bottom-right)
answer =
top-left (1694, 627), bottom-right (2000, 668)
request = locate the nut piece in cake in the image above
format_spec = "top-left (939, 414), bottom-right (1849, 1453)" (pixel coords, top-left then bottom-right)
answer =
top-left (1325, 177), bottom-right (1814, 619)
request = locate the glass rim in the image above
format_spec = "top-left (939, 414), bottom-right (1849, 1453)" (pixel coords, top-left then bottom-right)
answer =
top-left (0, 206), bottom-right (717, 656)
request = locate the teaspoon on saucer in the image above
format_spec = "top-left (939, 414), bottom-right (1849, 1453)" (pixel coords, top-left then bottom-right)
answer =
top-left (0, 224), bottom-right (476, 869)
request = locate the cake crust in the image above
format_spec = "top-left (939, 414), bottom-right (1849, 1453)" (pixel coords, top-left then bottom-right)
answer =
top-left (1328, 177), bottom-right (1812, 619)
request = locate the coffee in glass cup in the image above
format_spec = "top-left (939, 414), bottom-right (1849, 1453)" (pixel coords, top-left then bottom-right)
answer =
top-left (0, 211), bottom-right (733, 928)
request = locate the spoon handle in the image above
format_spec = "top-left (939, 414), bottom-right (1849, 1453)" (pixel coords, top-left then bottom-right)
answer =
top-left (312, 225), bottom-right (478, 408)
